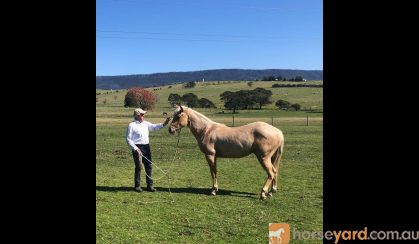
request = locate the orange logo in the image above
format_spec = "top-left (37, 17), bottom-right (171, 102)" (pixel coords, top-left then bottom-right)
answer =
top-left (269, 223), bottom-right (290, 244)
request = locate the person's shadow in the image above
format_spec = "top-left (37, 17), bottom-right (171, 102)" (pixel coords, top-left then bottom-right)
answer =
top-left (96, 186), bottom-right (133, 192)
top-left (96, 185), bottom-right (258, 198)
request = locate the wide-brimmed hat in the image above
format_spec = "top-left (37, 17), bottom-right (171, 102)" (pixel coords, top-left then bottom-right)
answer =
top-left (134, 108), bottom-right (147, 116)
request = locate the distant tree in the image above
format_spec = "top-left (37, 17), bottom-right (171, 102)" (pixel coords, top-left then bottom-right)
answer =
top-left (184, 81), bottom-right (196, 88)
top-left (252, 87), bottom-right (272, 109)
top-left (247, 81), bottom-right (253, 87)
top-left (291, 103), bottom-right (301, 111)
top-left (197, 98), bottom-right (216, 108)
top-left (220, 91), bottom-right (240, 113)
top-left (294, 76), bottom-right (304, 82)
top-left (237, 90), bottom-right (256, 109)
top-left (182, 93), bottom-right (199, 107)
top-left (262, 76), bottom-right (276, 81)
top-left (124, 87), bottom-right (157, 109)
top-left (168, 93), bottom-right (182, 107)
top-left (168, 85), bottom-right (172, 89)
top-left (275, 99), bottom-right (291, 110)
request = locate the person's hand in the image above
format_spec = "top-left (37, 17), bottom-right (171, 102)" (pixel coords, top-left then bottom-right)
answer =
top-left (136, 149), bottom-right (142, 156)
top-left (163, 117), bottom-right (171, 126)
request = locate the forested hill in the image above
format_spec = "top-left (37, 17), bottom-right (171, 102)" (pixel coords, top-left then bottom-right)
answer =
top-left (96, 69), bottom-right (323, 90)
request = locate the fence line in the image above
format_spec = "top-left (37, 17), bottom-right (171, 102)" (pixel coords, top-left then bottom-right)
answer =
top-left (225, 115), bottom-right (322, 127)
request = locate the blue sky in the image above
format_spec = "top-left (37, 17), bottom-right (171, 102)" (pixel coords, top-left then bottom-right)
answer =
top-left (96, 0), bottom-right (322, 76)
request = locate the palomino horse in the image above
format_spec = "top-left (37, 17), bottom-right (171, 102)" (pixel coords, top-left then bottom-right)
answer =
top-left (168, 106), bottom-right (284, 199)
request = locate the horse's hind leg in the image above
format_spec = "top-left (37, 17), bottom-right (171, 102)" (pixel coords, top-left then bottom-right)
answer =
top-left (205, 154), bottom-right (218, 195)
top-left (258, 156), bottom-right (275, 200)
top-left (271, 146), bottom-right (283, 193)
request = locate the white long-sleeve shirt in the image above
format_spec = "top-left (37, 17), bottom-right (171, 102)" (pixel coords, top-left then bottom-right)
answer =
top-left (126, 120), bottom-right (164, 151)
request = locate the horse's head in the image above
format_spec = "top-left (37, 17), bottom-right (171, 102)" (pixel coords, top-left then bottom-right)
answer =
top-left (168, 105), bottom-right (189, 135)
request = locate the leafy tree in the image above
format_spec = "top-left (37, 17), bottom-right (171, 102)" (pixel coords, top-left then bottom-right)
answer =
top-left (168, 93), bottom-right (182, 107)
top-left (291, 103), bottom-right (301, 111)
top-left (252, 88), bottom-right (272, 109)
top-left (184, 81), bottom-right (196, 88)
top-left (197, 98), bottom-right (216, 108)
top-left (237, 90), bottom-right (256, 109)
top-left (295, 76), bottom-right (304, 82)
top-left (124, 87), bottom-right (157, 109)
top-left (182, 93), bottom-right (199, 107)
top-left (275, 99), bottom-right (291, 110)
top-left (220, 91), bottom-right (240, 113)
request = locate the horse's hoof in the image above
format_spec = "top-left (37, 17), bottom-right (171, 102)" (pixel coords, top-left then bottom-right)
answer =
top-left (210, 190), bottom-right (217, 196)
top-left (267, 192), bottom-right (273, 197)
top-left (271, 187), bottom-right (277, 193)
top-left (260, 192), bottom-right (268, 200)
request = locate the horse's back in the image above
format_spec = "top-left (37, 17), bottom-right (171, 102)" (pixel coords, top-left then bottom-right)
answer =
top-left (212, 121), bottom-right (283, 142)
top-left (210, 121), bottom-right (283, 158)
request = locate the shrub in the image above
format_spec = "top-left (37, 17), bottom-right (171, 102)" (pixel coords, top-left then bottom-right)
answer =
top-left (197, 98), bottom-right (216, 108)
top-left (124, 87), bottom-right (157, 109)
top-left (291, 103), bottom-right (301, 111)
top-left (184, 81), bottom-right (196, 88)
top-left (275, 99), bottom-right (291, 110)
top-left (168, 93), bottom-right (182, 107)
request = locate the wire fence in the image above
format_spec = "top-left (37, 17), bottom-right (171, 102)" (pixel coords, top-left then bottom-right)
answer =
top-left (211, 115), bottom-right (323, 127)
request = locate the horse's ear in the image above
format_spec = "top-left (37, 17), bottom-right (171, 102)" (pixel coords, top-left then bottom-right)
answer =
top-left (179, 105), bottom-right (183, 112)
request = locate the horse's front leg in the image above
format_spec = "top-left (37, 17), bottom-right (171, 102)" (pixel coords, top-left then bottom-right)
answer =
top-left (204, 154), bottom-right (218, 195)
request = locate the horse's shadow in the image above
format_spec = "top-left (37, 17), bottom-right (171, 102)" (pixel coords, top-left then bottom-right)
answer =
top-left (96, 185), bottom-right (257, 199)
top-left (157, 187), bottom-right (257, 198)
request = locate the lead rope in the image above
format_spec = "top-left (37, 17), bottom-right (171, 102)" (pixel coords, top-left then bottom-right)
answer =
top-left (137, 132), bottom-right (181, 204)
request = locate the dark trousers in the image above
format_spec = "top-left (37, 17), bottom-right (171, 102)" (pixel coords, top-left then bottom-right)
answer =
top-left (132, 144), bottom-right (153, 187)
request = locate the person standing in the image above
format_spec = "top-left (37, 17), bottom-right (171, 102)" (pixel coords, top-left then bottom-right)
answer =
top-left (126, 108), bottom-right (170, 192)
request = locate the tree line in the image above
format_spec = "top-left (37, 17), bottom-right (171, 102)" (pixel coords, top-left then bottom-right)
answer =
top-left (272, 83), bottom-right (323, 88)
top-left (123, 86), bottom-right (301, 113)
top-left (168, 93), bottom-right (216, 108)
top-left (261, 75), bottom-right (306, 81)
top-left (220, 88), bottom-right (272, 113)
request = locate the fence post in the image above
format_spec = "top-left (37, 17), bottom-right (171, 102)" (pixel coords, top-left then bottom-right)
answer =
top-left (233, 115), bottom-right (235, 127)
top-left (306, 115), bottom-right (309, 126)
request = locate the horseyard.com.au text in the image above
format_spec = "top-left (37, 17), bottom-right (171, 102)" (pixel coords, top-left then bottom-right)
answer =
top-left (269, 223), bottom-right (419, 243)
top-left (294, 227), bottom-right (419, 243)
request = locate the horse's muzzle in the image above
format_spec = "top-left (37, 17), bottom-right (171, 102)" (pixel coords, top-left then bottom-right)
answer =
top-left (168, 126), bottom-right (178, 135)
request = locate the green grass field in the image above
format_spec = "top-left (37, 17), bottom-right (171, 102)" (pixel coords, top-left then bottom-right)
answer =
top-left (96, 81), bottom-right (323, 243)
